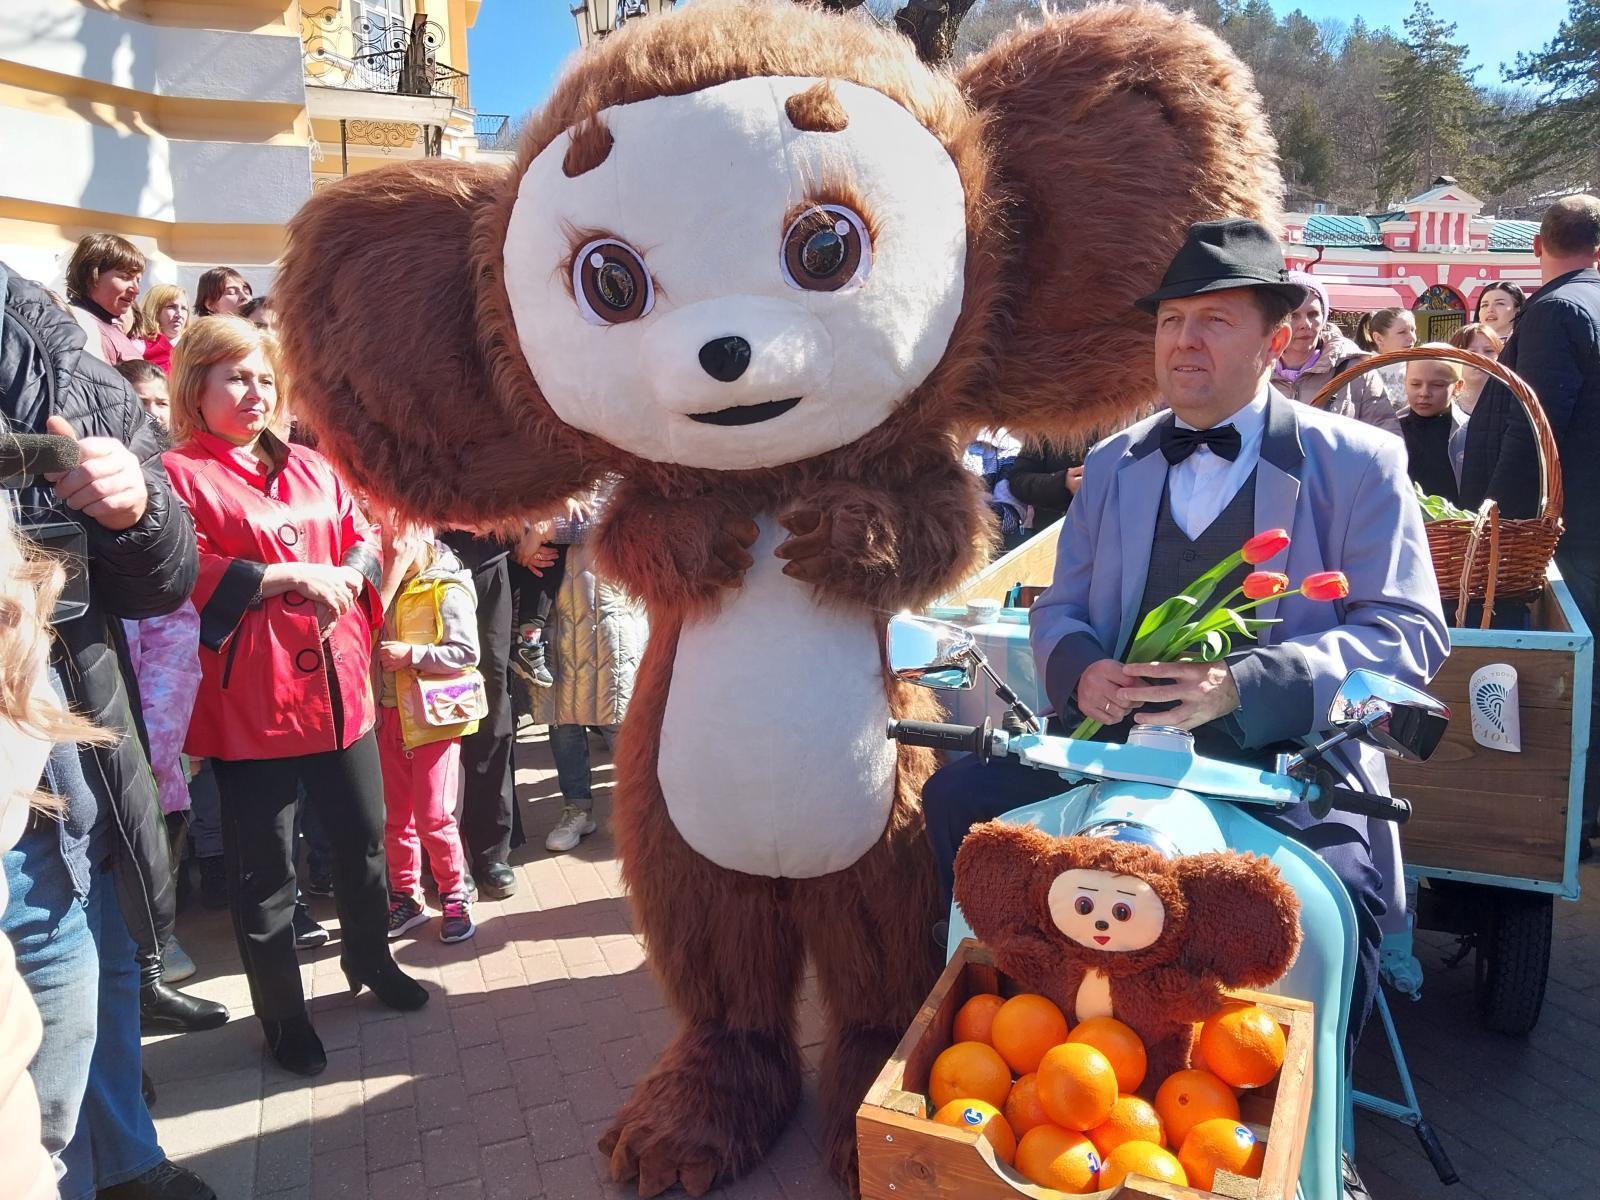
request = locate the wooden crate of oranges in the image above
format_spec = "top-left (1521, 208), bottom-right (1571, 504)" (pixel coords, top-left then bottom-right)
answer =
top-left (856, 940), bottom-right (1314, 1199)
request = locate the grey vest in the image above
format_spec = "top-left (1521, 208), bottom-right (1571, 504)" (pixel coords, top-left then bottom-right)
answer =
top-left (1135, 469), bottom-right (1259, 645)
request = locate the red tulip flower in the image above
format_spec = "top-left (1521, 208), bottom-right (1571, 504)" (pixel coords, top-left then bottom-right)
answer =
top-left (1301, 570), bottom-right (1350, 601)
top-left (1241, 571), bottom-right (1290, 600)
top-left (1241, 529), bottom-right (1291, 564)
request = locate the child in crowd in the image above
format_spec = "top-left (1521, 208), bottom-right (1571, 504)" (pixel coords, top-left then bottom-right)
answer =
top-left (377, 529), bottom-right (480, 943)
top-left (1398, 344), bottom-right (1469, 507)
top-left (112, 359), bottom-right (203, 981)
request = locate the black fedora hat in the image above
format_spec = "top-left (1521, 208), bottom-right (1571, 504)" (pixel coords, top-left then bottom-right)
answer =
top-left (1134, 218), bottom-right (1308, 315)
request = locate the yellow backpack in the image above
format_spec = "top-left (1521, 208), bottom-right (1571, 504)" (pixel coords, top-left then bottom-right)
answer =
top-left (392, 575), bottom-right (486, 750)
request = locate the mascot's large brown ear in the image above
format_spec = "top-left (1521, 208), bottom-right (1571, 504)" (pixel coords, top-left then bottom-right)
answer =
top-left (275, 160), bottom-right (596, 526)
top-left (1174, 852), bottom-right (1302, 988)
top-left (954, 821), bottom-right (1060, 944)
top-left (955, 3), bottom-right (1283, 439)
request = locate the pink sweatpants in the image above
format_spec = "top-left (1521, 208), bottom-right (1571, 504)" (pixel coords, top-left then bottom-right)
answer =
top-left (377, 707), bottom-right (467, 900)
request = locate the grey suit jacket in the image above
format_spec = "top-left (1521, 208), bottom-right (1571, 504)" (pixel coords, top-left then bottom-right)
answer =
top-left (1029, 390), bottom-right (1450, 794)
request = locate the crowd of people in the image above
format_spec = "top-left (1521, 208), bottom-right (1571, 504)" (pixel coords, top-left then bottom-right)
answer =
top-left (4, 194), bottom-right (1599, 1199)
top-left (1, 232), bottom-right (646, 1200)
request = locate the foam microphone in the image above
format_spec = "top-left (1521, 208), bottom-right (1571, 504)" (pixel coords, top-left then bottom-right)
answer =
top-left (0, 433), bottom-right (81, 481)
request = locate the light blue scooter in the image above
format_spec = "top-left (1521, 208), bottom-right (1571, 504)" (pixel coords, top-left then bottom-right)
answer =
top-left (884, 614), bottom-right (1452, 1200)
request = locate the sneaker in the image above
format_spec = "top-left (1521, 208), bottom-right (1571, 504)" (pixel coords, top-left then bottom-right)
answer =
top-left (544, 804), bottom-right (597, 853)
top-left (439, 893), bottom-right (476, 944)
top-left (302, 865), bottom-right (335, 897)
top-left (387, 893), bottom-right (429, 939)
top-left (292, 903), bottom-right (329, 950)
top-left (162, 938), bottom-right (197, 984)
top-left (509, 639), bottom-right (554, 688)
top-left (96, 1158), bottom-right (216, 1200)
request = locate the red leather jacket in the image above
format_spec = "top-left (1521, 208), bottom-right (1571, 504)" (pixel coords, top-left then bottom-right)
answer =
top-left (163, 431), bottom-right (383, 761)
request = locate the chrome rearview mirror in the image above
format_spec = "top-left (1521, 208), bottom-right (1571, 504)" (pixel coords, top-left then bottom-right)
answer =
top-left (1329, 669), bottom-right (1450, 763)
top-left (886, 614), bottom-right (980, 690)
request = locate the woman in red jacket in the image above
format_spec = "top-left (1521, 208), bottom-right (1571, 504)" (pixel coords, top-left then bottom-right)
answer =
top-left (162, 317), bottom-right (425, 1076)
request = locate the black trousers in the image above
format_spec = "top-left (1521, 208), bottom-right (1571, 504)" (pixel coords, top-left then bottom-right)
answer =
top-left (923, 752), bottom-right (1384, 1066)
top-left (510, 547), bottom-right (568, 632)
top-left (458, 552), bottom-right (520, 866)
top-left (212, 732), bottom-right (392, 1022)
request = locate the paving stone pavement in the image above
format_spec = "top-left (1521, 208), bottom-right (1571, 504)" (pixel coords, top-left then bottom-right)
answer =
top-left (146, 725), bottom-right (1600, 1199)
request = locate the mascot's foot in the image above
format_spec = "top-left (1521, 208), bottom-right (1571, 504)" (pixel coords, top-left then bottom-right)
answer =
top-left (818, 1023), bottom-right (904, 1197)
top-left (599, 1023), bottom-right (802, 1197)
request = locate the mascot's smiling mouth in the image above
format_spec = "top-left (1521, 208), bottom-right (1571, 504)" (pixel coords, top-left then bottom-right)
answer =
top-left (688, 397), bottom-right (801, 426)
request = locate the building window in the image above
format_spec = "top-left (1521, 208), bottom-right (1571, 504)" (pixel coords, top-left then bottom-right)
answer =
top-left (351, 0), bottom-right (404, 33)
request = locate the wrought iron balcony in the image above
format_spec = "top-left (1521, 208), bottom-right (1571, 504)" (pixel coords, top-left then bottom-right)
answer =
top-left (474, 113), bottom-right (515, 153)
top-left (302, 7), bottom-right (470, 108)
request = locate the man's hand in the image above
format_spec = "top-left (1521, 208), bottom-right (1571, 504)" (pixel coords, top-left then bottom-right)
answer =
top-left (1064, 465), bottom-right (1085, 496)
top-left (1076, 658), bottom-right (1141, 725)
top-left (43, 415), bottom-right (149, 531)
top-left (1118, 660), bottom-right (1240, 730)
top-left (377, 641), bottom-right (412, 671)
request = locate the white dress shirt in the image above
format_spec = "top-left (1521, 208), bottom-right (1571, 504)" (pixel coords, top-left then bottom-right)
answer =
top-left (1167, 383), bottom-right (1271, 539)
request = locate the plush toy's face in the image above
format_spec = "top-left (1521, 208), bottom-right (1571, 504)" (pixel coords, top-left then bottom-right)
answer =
top-left (502, 75), bottom-right (968, 470)
top-left (1046, 868), bottom-right (1167, 953)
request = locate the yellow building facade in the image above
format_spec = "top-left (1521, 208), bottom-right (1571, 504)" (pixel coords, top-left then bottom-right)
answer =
top-left (0, 0), bottom-right (501, 295)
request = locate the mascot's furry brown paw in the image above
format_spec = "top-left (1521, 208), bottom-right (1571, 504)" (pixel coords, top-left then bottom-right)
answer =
top-left (955, 823), bottom-right (1303, 1089)
top-left (272, 1), bottom-right (1284, 1193)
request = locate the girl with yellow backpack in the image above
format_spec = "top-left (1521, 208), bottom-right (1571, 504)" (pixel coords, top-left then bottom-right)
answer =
top-left (375, 534), bottom-right (486, 943)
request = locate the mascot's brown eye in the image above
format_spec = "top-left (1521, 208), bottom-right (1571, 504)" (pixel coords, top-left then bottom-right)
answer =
top-left (781, 205), bottom-right (870, 293)
top-left (1074, 896), bottom-right (1094, 916)
top-left (572, 239), bottom-right (654, 326)
top-left (1112, 902), bottom-right (1133, 922)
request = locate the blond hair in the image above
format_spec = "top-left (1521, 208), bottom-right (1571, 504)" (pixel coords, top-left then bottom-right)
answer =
top-left (168, 316), bottom-right (286, 446)
top-left (0, 496), bottom-right (114, 810)
top-left (138, 283), bottom-right (188, 340)
top-left (1405, 343), bottom-right (1466, 383)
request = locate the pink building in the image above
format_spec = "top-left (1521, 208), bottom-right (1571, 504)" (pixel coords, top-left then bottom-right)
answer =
top-left (1282, 178), bottom-right (1541, 341)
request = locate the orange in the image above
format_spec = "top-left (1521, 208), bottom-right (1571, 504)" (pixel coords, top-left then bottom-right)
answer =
top-left (1003, 1073), bottom-right (1053, 1138)
top-left (990, 994), bottom-right (1069, 1075)
top-left (1087, 1093), bottom-right (1165, 1156)
top-left (1035, 1042), bottom-right (1118, 1131)
top-left (1198, 1003), bottom-right (1288, 1089)
top-left (1013, 1125), bottom-right (1102, 1194)
top-left (931, 1099), bottom-right (1017, 1165)
top-left (953, 993), bottom-right (1006, 1045)
top-left (1099, 1140), bottom-right (1188, 1189)
top-left (1153, 1069), bottom-right (1240, 1148)
top-left (1178, 1118), bottom-right (1266, 1189)
top-left (1067, 1016), bottom-right (1148, 1092)
top-left (929, 1041), bottom-right (1012, 1111)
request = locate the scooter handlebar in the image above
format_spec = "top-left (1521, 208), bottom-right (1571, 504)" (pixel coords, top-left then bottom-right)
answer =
top-left (1319, 785), bottom-right (1412, 825)
top-left (886, 718), bottom-right (993, 760)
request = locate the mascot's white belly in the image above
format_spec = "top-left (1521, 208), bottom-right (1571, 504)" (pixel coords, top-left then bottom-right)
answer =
top-left (658, 517), bottom-right (897, 878)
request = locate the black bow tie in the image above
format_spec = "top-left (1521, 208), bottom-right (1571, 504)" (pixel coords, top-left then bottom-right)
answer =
top-left (1160, 421), bottom-right (1242, 465)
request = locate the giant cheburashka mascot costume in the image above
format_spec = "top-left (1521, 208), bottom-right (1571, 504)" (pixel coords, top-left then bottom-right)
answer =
top-left (274, 1), bottom-right (1283, 1193)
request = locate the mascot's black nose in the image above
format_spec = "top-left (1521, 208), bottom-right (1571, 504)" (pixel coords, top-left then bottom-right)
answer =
top-left (1094, 920), bottom-right (1110, 931)
top-left (698, 335), bottom-right (751, 383)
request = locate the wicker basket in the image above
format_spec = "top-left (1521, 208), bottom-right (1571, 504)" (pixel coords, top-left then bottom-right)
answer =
top-left (1311, 345), bottom-right (1563, 607)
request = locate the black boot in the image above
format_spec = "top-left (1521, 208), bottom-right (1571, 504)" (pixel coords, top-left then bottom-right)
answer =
top-left (195, 856), bottom-right (228, 910)
top-left (342, 959), bottom-right (428, 1011)
top-left (262, 1014), bottom-right (326, 1076)
top-left (140, 982), bottom-right (229, 1034)
top-left (476, 859), bottom-right (518, 899)
top-left (96, 1159), bottom-right (216, 1200)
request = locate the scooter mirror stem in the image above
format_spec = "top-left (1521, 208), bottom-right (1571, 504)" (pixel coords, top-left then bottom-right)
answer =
top-left (974, 656), bottom-right (1042, 733)
top-left (1278, 711), bottom-right (1385, 777)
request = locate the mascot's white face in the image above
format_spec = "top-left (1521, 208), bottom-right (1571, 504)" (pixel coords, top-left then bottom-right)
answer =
top-left (1047, 869), bottom-right (1167, 953)
top-left (503, 76), bottom-right (968, 470)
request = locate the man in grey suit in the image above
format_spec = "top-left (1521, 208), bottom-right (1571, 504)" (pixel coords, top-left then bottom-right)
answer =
top-left (924, 220), bottom-right (1449, 1072)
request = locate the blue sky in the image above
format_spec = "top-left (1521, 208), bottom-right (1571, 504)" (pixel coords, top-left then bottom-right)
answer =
top-left (465, 0), bottom-right (1574, 122)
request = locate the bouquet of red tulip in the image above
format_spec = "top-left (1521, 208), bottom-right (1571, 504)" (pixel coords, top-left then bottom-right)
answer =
top-left (1070, 528), bottom-right (1349, 739)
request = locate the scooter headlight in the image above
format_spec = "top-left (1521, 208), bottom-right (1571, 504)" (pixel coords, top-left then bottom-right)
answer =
top-left (1074, 818), bottom-right (1181, 859)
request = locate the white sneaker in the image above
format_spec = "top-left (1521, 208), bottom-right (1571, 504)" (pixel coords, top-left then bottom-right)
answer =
top-left (545, 804), bottom-right (597, 853)
top-left (162, 938), bottom-right (197, 983)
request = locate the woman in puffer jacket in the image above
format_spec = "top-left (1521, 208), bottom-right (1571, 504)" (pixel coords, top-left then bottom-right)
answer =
top-left (526, 482), bottom-right (648, 854)
top-left (1271, 272), bottom-right (1403, 435)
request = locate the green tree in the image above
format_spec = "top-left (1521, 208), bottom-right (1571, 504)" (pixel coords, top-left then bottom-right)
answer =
top-left (1502, 0), bottom-right (1600, 189)
top-left (1279, 88), bottom-right (1335, 192)
top-left (1378, 1), bottom-right (1489, 200)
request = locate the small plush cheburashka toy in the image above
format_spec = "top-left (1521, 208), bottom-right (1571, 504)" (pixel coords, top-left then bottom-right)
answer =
top-left (955, 821), bottom-right (1302, 1088)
